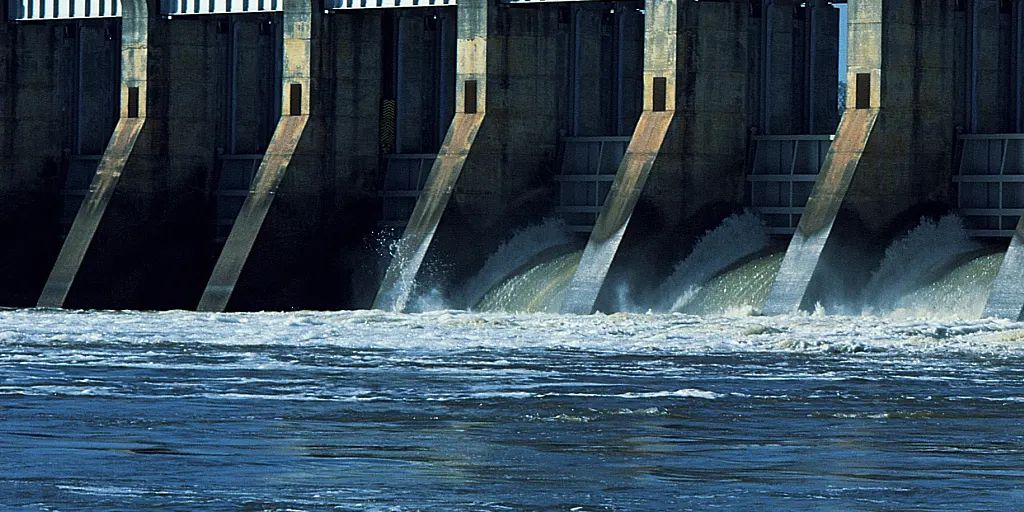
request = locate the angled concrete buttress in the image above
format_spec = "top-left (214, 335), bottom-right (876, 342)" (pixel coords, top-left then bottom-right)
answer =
top-left (984, 223), bottom-right (1024, 320)
top-left (559, 1), bottom-right (676, 315)
top-left (372, 0), bottom-right (502, 312)
top-left (562, 0), bottom-right (757, 314)
top-left (197, 0), bottom-right (322, 312)
top-left (36, 2), bottom-right (150, 308)
top-left (38, 2), bottom-right (235, 310)
top-left (763, 1), bottom-right (959, 315)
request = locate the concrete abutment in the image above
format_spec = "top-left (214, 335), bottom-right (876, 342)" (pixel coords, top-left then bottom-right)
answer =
top-left (5, 1), bottom-right (1024, 315)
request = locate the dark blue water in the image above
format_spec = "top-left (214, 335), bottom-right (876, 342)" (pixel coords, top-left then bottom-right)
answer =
top-left (2, 309), bottom-right (1024, 510)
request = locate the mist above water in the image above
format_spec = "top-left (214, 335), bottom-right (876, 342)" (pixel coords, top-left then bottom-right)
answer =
top-left (458, 218), bottom-right (576, 310)
top-left (399, 211), bottom-right (1009, 320)
top-left (656, 212), bottom-right (773, 313)
top-left (863, 215), bottom-right (989, 317)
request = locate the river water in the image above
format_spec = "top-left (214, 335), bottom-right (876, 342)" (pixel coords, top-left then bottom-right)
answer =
top-left (3, 308), bottom-right (1024, 510)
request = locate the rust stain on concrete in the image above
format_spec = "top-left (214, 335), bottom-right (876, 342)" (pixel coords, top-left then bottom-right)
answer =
top-left (38, 117), bottom-right (146, 308)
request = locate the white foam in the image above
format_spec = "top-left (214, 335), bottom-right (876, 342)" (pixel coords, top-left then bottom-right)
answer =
top-left (865, 215), bottom-right (984, 314)
top-left (456, 218), bottom-right (574, 309)
top-left (657, 212), bottom-right (771, 312)
top-left (3, 309), bottom-right (1024, 358)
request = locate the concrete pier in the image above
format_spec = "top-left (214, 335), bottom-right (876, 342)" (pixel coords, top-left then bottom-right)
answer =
top-left (374, 0), bottom-right (626, 311)
top-left (559, 0), bottom-right (678, 315)
top-left (200, 6), bottom-right (394, 312)
top-left (764, 1), bottom-right (960, 314)
top-left (0, 17), bottom-right (119, 307)
top-left (198, 0), bottom-right (324, 312)
top-left (36, 2), bottom-right (271, 310)
top-left (372, 0), bottom-right (487, 312)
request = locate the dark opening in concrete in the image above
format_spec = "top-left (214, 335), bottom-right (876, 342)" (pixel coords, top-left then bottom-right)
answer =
top-left (855, 73), bottom-right (870, 109)
top-left (127, 87), bottom-right (139, 118)
top-left (653, 77), bottom-right (666, 112)
top-left (289, 83), bottom-right (302, 115)
top-left (464, 80), bottom-right (477, 114)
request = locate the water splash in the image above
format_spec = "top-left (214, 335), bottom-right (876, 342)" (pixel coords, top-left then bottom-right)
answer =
top-left (475, 251), bottom-right (583, 313)
top-left (656, 212), bottom-right (772, 312)
top-left (864, 215), bottom-right (984, 314)
top-left (889, 252), bottom-right (1005, 320)
top-left (456, 218), bottom-right (576, 309)
top-left (674, 251), bottom-right (785, 316)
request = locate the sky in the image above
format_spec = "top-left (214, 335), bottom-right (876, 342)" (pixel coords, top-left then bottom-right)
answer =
top-left (838, 4), bottom-right (848, 82)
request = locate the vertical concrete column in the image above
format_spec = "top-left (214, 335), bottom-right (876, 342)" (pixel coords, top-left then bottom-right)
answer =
top-left (198, 0), bottom-right (324, 312)
top-left (808, 0), bottom-right (840, 134)
top-left (373, 0), bottom-right (489, 312)
top-left (560, 0), bottom-right (678, 314)
top-left (0, 7), bottom-right (12, 171)
top-left (562, 0), bottom-right (754, 314)
top-left (762, 0), bottom-right (838, 135)
top-left (1017, 0), bottom-right (1024, 131)
top-left (326, 11), bottom-right (386, 309)
top-left (36, 3), bottom-right (150, 308)
top-left (980, 1), bottom-right (1024, 320)
top-left (973, 0), bottom-right (1015, 132)
top-left (764, 0), bottom-right (796, 134)
top-left (764, 1), bottom-right (958, 314)
top-left (0, 6), bottom-right (29, 306)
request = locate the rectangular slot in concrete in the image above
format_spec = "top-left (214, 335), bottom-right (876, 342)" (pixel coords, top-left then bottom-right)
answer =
top-left (289, 83), bottom-right (302, 116)
top-left (652, 77), bottom-right (666, 112)
top-left (855, 73), bottom-right (871, 110)
top-left (127, 87), bottom-right (139, 118)
top-left (464, 80), bottom-right (477, 114)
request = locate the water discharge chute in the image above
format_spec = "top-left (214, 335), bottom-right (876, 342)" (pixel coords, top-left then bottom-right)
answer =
top-left (475, 250), bottom-right (583, 313)
top-left (888, 252), bottom-right (1004, 320)
top-left (672, 251), bottom-right (785, 317)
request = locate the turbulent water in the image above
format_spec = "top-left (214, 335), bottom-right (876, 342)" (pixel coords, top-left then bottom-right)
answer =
top-left (658, 213), bottom-right (772, 313)
top-left (475, 251), bottom-right (582, 313)
top-left (460, 219), bottom-right (576, 310)
top-left (674, 252), bottom-right (785, 316)
top-left (891, 252), bottom-right (1006, 320)
top-left (4, 308), bottom-right (1024, 510)
top-left (865, 215), bottom-right (985, 315)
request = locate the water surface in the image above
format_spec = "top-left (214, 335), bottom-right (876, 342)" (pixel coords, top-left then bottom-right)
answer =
top-left (2, 309), bottom-right (1024, 510)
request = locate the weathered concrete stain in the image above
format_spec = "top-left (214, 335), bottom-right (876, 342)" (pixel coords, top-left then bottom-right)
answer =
top-left (37, 117), bottom-right (145, 308)
top-left (373, 112), bottom-right (485, 311)
top-left (560, 111), bottom-right (673, 315)
top-left (198, 115), bottom-right (310, 312)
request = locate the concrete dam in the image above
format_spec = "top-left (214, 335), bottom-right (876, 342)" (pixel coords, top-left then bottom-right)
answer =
top-left (2, 0), bottom-right (1024, 320)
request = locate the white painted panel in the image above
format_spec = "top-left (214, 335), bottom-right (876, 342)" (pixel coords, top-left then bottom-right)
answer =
top-left (502, 0), bottom-right (608, 3)
top-left (327, 0), bottom-right (455, 9)
top-left (163, 0), bottom-right (281, 15)
top-left (10, 0), bottom-right (119, 20)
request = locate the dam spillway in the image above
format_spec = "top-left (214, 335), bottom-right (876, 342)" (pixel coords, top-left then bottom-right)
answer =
top-left (2, 0), bottom-right (1024, 319)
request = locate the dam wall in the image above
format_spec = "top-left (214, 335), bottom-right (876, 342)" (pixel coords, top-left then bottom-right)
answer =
top-left (764, 0), bottom-right (1024, 314)
top-left (3, 0), bottom-right (1024, 315)
top-left (375, 0), bottom-right (642, 311)
top-left (0, 17), bottom-right (119, 307)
